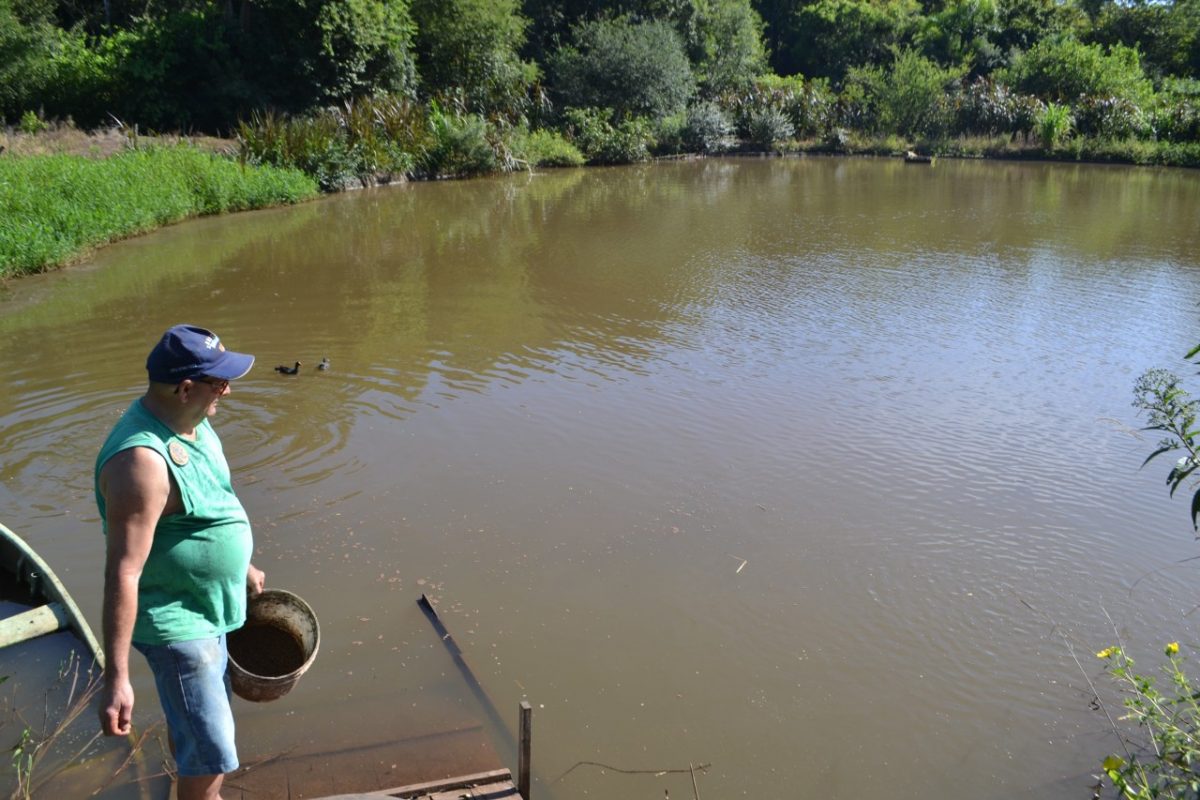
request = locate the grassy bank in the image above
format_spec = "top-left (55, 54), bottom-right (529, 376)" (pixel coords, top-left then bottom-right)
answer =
top-left (0, 145), bottom-right (318, 279)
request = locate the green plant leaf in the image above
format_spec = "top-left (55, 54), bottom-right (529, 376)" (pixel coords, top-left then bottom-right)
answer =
top-left (1170, 463), bottom-right (1198, 496)
top-left (1143, 445), bottom-right (1177, 468)
top-left (1185, 342), bottom-right (1200, 360)
top-left (1102, 754), bottom-right (1126, 771)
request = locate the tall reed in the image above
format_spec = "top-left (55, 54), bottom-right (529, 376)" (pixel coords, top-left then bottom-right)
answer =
top-left (0, 145), bottom-right (317, 278)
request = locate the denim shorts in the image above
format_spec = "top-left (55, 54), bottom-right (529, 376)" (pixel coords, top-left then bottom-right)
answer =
top-left (133, 633), bottom-right (239, 776)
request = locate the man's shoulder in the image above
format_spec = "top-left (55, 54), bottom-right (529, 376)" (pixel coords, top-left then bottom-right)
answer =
top-left (96, 400), bottom-right (172, 478)
top-left (98, 445), bottom-right (169, 481)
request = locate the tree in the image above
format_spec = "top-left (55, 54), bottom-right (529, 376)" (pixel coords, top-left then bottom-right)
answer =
top-left (751, 0), bottom-right (802, 74)
top-left (1089, 0), bottom-right (1200, 80)
top-left (1000, 35), bottom-right (1152, 106)
top-left (915, 0), bottom-right (1002, 74)
top-left (239, 0), bottom-right (417, 112)
top-left (687, 0), bottom-right (768, 94)
top-left (0, 0), bottom-right (58, 121)
top-left (411, 0), bottom-right (537, 117)
top-left (547, 16), bottom-right (695, 120)
top-left (992, 0), bottom-right (1085, 67)
top-left (788, 0), bottom-right (920, 82)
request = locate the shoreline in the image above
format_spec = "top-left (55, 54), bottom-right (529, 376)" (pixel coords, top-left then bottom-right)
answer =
top-left (3, 136), bottom-right (1197, 282)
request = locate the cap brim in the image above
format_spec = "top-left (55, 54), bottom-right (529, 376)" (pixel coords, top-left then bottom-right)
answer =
top-left (205, 351), bottom-right (255, 380)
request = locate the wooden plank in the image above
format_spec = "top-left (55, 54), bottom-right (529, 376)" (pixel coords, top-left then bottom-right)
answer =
top-left (0, 602), bottom-right (68, 648)
top-left (226, 724), bottom-right (504, 799)
top-left (517, 702), bottom-right (531, 800)
top-left (416, 595), bottom-right (516, 755)
top-left (316, 777), bottom-right (517, 800)
top-left (312, 768), bottom-right (516, 799)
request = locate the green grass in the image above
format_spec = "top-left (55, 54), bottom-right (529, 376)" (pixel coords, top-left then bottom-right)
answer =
top-left (0, 145), bottom-right (318, 278)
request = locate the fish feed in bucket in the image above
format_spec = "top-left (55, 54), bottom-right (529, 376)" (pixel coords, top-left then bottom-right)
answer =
top-left (228, 589), bottom-right (319, 702)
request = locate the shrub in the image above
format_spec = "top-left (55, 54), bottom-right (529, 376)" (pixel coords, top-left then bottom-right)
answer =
top-left (238, 97), bottom-right (426, 190)
top-left (1152, 81), bottom-right (1200, 143)
top-left (835, 81), bottom-right (876, 132)
top-left (1073, 95), bottom-right (1151, 139)
top-left (953, 79), bottom-right (1045, 140)
top-left (846, 48), bottom-right (963, 139)
top-left (238, 110), bottom-right (360, 191)
top-left (1152, 102), bottom-right (1200, 143)
top-left (18, 110), bottom-right (45, 134)
top-left (683, 102), bottom-right (735, 154)
top-left (722, 75), bottom-right (834, 138)
top-left (1095, 644), bottom-right (1200, 800)
top-left (421, 104), bottom-right (498, 177)
top-left (1035, 101), bottom-right (1073, 148)
top-left (561, 107), bottom-right (653, 165)
top-left (954, 77), bottom-right (1017, 135)
top-left (652, 112), bottom-right (687, 156)
top-left (746, 106), bottom-right (793, 150)
top-left (510, 127), bottom-right (584, 167)
top-left (548, 17), bottom-right (695, 122)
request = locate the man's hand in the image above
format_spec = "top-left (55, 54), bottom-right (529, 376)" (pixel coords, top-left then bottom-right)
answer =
top-left (99, 676), bottom-right (134, 736)
top-left (246, 564), bottom-right (265, 597)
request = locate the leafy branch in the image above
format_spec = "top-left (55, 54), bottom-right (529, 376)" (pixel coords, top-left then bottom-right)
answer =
top-left (1133, 367), bottom-right (1200, 528)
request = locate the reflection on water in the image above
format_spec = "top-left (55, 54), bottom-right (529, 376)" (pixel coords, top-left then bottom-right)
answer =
top-left (3, 158), bottom-right (1200, 799)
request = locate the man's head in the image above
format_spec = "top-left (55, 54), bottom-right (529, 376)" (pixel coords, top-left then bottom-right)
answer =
top-left (147, 324), bottom-right (255, 385)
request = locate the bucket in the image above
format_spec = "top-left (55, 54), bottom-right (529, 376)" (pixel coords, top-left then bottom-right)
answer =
top-left (227, 589), bottom-right (319, 703)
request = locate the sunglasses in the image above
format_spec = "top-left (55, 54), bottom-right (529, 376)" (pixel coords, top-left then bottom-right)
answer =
top-left (175, 376), bottom-right (230, 394)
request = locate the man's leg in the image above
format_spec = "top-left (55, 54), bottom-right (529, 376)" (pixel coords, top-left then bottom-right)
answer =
top-left (135, 635), bottom-right (239, 798)
top-left (177, 773), bottom-right (224, 800)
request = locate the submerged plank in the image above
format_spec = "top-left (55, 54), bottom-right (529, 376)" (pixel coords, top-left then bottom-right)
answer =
top-left (313, 768), bottom-right (518, 799)
top-left (223, 723), bottom-right (504, 800)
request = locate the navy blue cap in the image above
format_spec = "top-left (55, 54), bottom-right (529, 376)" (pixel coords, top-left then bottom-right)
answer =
top-left (146, 324), bottom-right (255, 383)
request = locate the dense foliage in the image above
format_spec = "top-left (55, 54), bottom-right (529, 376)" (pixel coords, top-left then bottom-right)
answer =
top-left (4, 0), bottom-right (1200, 186)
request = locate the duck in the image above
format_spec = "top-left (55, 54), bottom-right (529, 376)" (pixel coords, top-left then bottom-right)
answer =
top-left (317, 357), bottom-right (330, 371)
top-left (275, 361), bottom-right (301, 375)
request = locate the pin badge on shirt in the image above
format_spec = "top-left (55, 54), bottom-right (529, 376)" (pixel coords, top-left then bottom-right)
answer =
top-left (168, 440), bottom-right (189, 467)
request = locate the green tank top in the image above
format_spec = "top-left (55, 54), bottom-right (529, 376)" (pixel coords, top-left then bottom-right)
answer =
top-left (94, 399), bottom-right (253, 645)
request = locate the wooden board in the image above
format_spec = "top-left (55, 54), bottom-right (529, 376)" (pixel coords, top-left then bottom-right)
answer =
top-left (222, 723), bottom-right (506, 799)
top-left (312, 768), bottom-right (518, 799)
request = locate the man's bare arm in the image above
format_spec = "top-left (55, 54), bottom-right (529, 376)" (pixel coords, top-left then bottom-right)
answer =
top-left (98, 447), bottom-right (169, 737)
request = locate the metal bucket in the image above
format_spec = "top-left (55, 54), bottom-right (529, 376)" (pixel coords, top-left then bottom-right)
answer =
top-left (227, 589), bottom-right (319, 703)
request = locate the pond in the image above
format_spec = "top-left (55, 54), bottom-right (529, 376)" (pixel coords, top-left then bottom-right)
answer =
top-left (3, 156), bottom-right (1200, 799)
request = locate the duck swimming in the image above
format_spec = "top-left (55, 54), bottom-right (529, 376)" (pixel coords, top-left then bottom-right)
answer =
top-left (275, 361), bottom-right (301, 375)
top-left (318, 357), bottom-right (330, 371)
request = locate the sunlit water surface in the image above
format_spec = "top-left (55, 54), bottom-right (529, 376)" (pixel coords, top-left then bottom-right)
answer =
top-left (3, 157), bottom-right (1200, 798)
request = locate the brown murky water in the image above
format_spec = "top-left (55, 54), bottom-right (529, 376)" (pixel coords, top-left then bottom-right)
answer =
top-left (4, 157), bottom-right (1200, 798)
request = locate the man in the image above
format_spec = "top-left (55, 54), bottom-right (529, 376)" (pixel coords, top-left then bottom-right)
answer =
top-left (95, 324), bottom-right (265, 800)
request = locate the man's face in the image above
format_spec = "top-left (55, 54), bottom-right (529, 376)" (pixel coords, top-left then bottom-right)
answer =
top-left (181, 376), bottom-right (230, 416)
